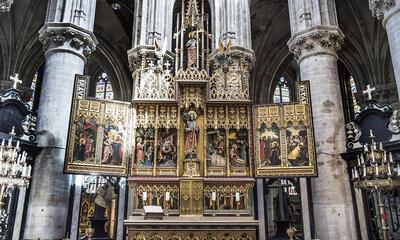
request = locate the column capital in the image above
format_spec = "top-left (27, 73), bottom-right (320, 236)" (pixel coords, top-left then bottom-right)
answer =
top-left (288, 26), bottom-right (344, 62)
top-left (369, 0), bottom-right (396, 19)
top-left (0, 0), bottom-right (13, 12)
top-left (39, 22), bottom-right (98, 61)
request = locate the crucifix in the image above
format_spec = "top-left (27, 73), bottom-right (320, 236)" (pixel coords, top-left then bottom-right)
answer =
top-left (362, 84), bottom-right (376, 100)
top-left (10, 74), bottom-right (22, 89)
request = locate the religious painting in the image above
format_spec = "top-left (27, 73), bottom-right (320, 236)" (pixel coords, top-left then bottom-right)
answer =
top-left (65, 75), bottom-right (129, 176)
top-left (101, 121), bottom-right (125, 166)
top-left (254, 81), bottom-right (317, 177)
top-left (73, 118), bottom-right (98, 163)
top-left (259, 123), bottom-right (281, 167)
top-left (134, 127), bottom-right (155, 168)
top-left (229, 129), bottom-right (249, 168)
top-left (156, 128), bottom-right (178, 167)
top-left (286, 122), bottom-right (308, 166)
top-left (206, 129), bottom-right (226, 168)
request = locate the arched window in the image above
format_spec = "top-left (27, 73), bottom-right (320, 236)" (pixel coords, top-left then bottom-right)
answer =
top-left (95, 72), bottom-right (114, 100)
top-left (273, 77), bottom-right (291, 103)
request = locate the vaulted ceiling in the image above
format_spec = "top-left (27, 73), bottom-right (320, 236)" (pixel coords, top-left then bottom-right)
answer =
top-left (0, 0), bottom-right (396, 105)
top-left (250, 0), bottom-right (396, 105)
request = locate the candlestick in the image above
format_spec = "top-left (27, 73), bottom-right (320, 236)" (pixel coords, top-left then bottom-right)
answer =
top-left (235, 192), bottom-right (240, 202)
top-left (143, 191), bottom-right (147, 201)
top-left (166, 192), bottom-right (170, 201)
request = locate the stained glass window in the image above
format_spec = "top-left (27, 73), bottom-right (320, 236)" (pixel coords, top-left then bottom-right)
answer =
top-left (273, 77), bottom-right (291, 103)
top-left (27, 72), bottom-right (38, 110)
top-left (349, 75), bottom-right (360, 113)
top-left (95, 72), bottom-right (114, 100)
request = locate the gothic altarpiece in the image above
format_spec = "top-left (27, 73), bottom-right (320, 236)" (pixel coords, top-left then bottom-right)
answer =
top-left (63, 0), bottom-right (317, 239)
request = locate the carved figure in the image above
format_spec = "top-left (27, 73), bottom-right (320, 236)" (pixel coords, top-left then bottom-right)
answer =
top-left (136, 137), bottom-right (145, 166)
top-left (184, 111), bottom-right (199, 158)
top-left (186, 37), bottom-right (197, 68)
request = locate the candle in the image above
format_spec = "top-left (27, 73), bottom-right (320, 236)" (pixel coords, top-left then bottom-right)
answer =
top-left (364, 144), bottom-right (368, 153)
top-left (390, 152), bottom-right (394, 163)
top-left (235, 192), bottom-right (240, 202)
top-left (11, 126), bottom-right (15, 134)
top-left (380, 142), bottom-right (383, 151)
top-left (397, 164), bottom-right (400, 175)
top-left (383, 151), bottom-right (387, 163)
top-left (212, 192), bottom-right (216, 201)
top-left (16, 140), bottom-right (20, 149)
top-left (355, 168), bottom-right (359, 178)
top-left (357, 155), bottom-right (361, 166)
top-left (387, 163), bottom-right (392, 176)
top-left (166, 192), bottom-right (170, 201)
top-left (352, 168), bottom-right (355, 179)
top-left (1, 139), bottom-right (4, 147)
top-left (375, 163), bottom-right (379, 176)
top-left (360, 154), bottom-right (365, 165)
top-left (21, 165), bottom-right (26, 177)
top-left (371, 151), bottom-right (376, 163)
top-left (7, 137), bottom-right (12, 147)
top-left (12, 162), bottom-right (16, 175)
top-left (27, 165), bottom-right (31, 177)
top-left (143, 191), bottom-right (147, 201)
top-left (363, 165), bottom-right (367, 177)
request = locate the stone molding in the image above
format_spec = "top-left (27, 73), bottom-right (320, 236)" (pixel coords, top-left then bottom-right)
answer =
top-left (369, 0), bottom-right (396, 20)
top-left (288, 26), bottom-right (344, 62)
top-left (39, 22), bottom-right (98, 59)
top-left (0, 0), bottom-right (13, 12)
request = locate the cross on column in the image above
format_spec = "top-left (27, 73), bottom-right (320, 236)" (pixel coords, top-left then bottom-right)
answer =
top-left (362, 84), bottom-right (376, 100)
top-left (10, 73), bottom-right (22, 89)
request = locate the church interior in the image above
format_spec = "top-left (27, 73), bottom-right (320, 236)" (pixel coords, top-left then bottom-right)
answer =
top-left (0, 0), bottom-right (400, 239)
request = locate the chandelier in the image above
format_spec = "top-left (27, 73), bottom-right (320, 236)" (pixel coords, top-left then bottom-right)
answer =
top-left (352, 130), bottom-right (400, 240)
top-left (0, 126), bottom-right (32, 239)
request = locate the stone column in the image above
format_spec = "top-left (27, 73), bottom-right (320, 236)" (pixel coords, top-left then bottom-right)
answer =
top-left (288, 1), bottom-right (357, 239)
top-left (256, 179), bottom-right (266, 240)
top-left (116, 178), bottom-right (127, 240)
top-left (70, 183), bottom-right (82, 240)
top-left (369, 0), bottom-right (400, 98)
top-left (24, 0), bottom-right (97, 239)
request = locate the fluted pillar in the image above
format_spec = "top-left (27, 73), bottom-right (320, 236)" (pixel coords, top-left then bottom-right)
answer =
top-left (370, 0), bottom-right (400, 99)
top-left (24, 0), bottom-right (97, 238)
top-left (288, 1), bottom-right (357, 239)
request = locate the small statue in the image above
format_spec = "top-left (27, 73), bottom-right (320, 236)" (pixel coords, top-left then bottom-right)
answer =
top-left (184, 111), bottom-right (199, 158)
top-left (186, 37), bottom-right (197, 68)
